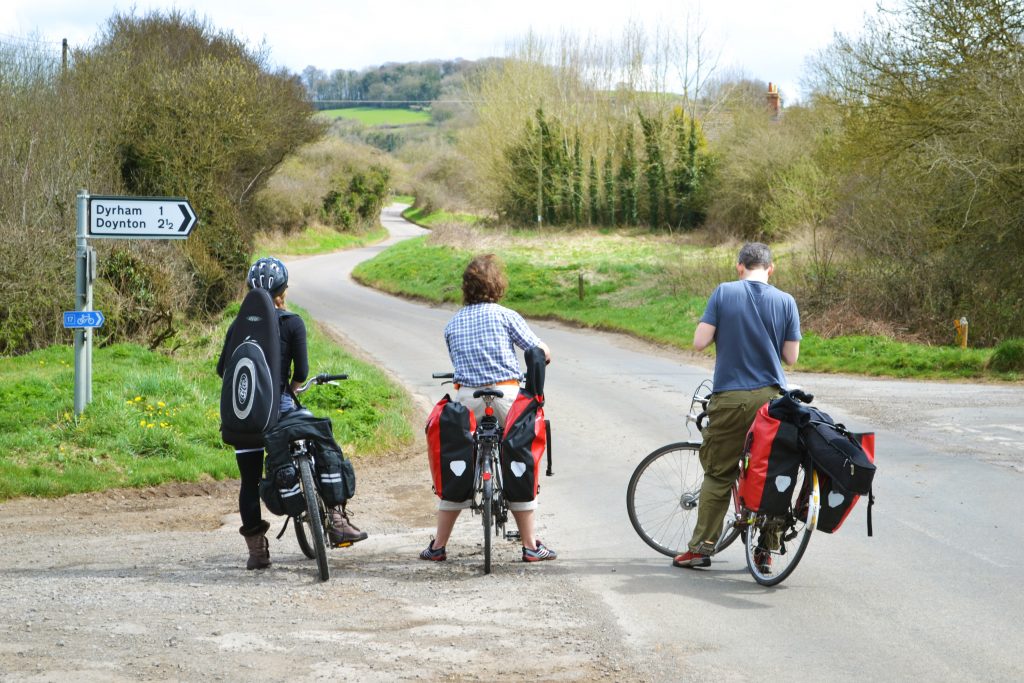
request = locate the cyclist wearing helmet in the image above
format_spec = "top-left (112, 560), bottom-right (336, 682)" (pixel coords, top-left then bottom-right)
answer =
top-left (217, 257), bottom-right (367, 570)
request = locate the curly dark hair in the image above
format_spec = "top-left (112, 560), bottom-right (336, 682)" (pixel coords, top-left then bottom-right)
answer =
top-left (462, 254), bottom-right (508, 305)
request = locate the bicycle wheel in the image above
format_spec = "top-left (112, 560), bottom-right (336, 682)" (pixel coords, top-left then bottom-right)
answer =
top-left (294, 496), bottom-right (327, 560)
top-left (482, 476), bottom-right (493, 574)
top-left (627, 442), bottom-right (742, 557)
top-left (298, 456), bottom-right (330, 581)
top-left (744, 463), bottom-right (819, 586)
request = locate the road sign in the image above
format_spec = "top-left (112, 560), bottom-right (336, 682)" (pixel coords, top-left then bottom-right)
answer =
top-left (87, 195), bottom-right (197, 239)
top-left (63, 311), bottom-right (105, 328)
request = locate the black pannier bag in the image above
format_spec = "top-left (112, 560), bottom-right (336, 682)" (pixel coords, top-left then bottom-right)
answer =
top-left (258, 434), bottom-right (304, 517)
top-left (501, 345), bottom-right (550, 502)
top-left (738, 401), bottom-right (803, 515)
top-left (500, 391), bottom-right (547, 503)
top-left (801, 408), bottom-right (876, 496)
top-left (425, 395), bottom-right (477, 502)
top-left (817, 432), bottom-right (876, 534)
top-left (263, 411), bottom-right (355, 513)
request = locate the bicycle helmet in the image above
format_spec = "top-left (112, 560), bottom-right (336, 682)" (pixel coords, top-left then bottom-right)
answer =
top-left (247, 256), bottom-right (289, 295)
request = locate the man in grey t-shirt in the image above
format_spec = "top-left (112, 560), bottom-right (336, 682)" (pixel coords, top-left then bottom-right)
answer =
top-left (673, 243), bottom-right (801, 569)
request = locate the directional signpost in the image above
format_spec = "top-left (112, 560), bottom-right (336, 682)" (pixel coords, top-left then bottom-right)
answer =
top-left (88, 195), bottom-right (197, 239)
top-left (72, 191), bottom-right (198, 416)
top-left (63, 311), bottom-right (105, 329)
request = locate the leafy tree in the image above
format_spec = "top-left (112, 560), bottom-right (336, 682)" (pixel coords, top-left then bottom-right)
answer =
top-left (639, 111), bottom-right (666, 228)
top-left (810, 0), bottom-right (1024, 343)
top-left (617, 124), bottom-right (638, 226)
top-left (669, 107), bottom-right (711, 230)
top-left (603, 153), bottom-right (616, 226)
top-left (571, 132), bottom-right (583, 224)
top-left (587, 155), bottom-right (600, 225)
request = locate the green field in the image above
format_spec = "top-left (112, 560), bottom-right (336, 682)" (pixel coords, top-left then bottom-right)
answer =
top-left (319, 107), bottom-right (431, 126)
top-left (353, 234), bottom-right (1010, 381)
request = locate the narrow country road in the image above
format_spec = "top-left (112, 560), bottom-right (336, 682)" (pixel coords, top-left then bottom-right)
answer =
top-left (286, 204), bottom-right (1024, 681)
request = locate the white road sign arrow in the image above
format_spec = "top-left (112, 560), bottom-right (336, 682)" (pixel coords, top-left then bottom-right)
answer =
top-left (88, 195), bottom-right (198, 240)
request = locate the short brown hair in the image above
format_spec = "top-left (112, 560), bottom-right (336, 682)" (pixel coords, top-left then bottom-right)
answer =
top-left (462, 254), bottom-right (508, 305)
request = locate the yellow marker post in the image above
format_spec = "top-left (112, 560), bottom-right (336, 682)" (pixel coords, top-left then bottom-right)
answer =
top-left (954, 317), bottom-right (969, 348)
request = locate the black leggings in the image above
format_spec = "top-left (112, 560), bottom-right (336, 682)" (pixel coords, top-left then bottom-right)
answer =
top-left (236, 449), bottom-right (264, 530)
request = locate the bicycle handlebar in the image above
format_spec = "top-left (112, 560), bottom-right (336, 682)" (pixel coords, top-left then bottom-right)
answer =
top-left (432, 372), bottom-right (454, 380)
top-left (295, 372), bottom-right (348, 394)
top-left (787, 388), bottom-right (814, 404)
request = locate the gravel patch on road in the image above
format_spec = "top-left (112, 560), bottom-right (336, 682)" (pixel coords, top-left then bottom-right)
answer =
top-left (0, 447), bottom-right (644, 682)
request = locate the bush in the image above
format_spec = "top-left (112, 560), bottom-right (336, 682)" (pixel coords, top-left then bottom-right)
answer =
top-left (322, 166), bottom-right (391, 231)
top-left (988, 339), bottom-right (1024, 373)
top-left (254, 136), bottom-right (394, 235)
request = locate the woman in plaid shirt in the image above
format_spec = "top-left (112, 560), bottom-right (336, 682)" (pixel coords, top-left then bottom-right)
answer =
top-left (420, 254), bottom-right (557, 563)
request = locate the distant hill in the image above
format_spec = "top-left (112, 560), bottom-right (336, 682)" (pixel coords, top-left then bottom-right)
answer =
top-left (300, 58), bottom-right (498, 109)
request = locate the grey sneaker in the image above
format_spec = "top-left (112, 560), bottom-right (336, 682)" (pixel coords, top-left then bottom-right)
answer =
top-left (419, 540), bottom-right (447, 561)
top-left (522, 541), bottom-right (558, 562)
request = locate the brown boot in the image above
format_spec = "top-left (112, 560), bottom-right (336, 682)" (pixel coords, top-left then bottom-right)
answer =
top-left (328, 504), bottom-right (368, 547)
top-left (239, 520), bottom-right (271, 570)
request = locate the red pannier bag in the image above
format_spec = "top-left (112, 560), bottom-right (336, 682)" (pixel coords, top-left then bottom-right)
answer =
top-left (817, 432), bottom-right (876, 534)
top-left (425, 395), bottom-right (477, 502)
top-left (738, 402), bottom-right (803, 515)
top-left (500, 391), bottom-right (546, 503)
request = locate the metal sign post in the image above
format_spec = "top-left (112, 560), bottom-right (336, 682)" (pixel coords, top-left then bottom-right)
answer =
top-left (71, 191), bottom-right (197, 417)
top-left (73, 190), bottom-right (89, 417)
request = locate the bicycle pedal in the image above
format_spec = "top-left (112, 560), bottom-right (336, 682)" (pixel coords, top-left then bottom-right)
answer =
top-left (504, 531), bottom-right (521, 541)
top-left (331, 541), bottom-right (354, 548)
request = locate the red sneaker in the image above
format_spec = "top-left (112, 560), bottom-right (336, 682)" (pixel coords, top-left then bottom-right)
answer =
top-left (672, 550), bottom-right (711, 569)
top-left (753, 548), bottom-right (772, 574)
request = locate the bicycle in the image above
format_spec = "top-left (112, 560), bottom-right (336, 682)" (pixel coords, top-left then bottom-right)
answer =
top-left (280, 372), bottom-right (348, 582)
top-left (626, 380), bottom-right (821, 586)
top-left (431, 373), bottom-right (554, 574)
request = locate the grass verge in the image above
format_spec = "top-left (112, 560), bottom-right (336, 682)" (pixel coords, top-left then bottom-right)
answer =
top-left (401, 205), bottom-right (485, 227)
top-left (352, 234), bottom-right (1009, 381)
top-left (255, 223), bottom-right (387, 256)
top-left (0, 305), bottom-right (414, 501)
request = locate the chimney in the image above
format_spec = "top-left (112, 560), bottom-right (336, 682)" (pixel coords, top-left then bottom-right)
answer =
top-left (766, 82), bottom-right (781, 118)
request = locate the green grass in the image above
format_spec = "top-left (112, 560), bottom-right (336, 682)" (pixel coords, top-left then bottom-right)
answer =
top-left (352, 234), bottom-right (1009, 381)
top-left (255, 223), bottom-right (387, 256)
top-left (0, 306), bottom-right (414, 501)
top-left (318, 107), bottom-right (431, 126)
top-left (402, 205), bottom-right (484, 227)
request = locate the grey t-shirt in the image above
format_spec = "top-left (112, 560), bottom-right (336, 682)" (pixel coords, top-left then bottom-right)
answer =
top-left (700, 279), bottom-right (801, 392)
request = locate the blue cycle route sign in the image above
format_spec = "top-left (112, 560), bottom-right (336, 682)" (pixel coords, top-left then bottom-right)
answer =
top-left (64, 311), bottom-right (105, 329)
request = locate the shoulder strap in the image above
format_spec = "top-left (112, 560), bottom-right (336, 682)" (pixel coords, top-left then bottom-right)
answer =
top-left (744, 281), bottom-right (772, 338)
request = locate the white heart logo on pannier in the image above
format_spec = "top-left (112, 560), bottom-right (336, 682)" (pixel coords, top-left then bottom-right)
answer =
top-left (828, 491), bottom-right (846, 508)
top-left (510, 462), bottom-right (527, 477)
top-left (774, 475), bottom-right (792, 493)
top-left (449, 461), bottom-right (466, 476)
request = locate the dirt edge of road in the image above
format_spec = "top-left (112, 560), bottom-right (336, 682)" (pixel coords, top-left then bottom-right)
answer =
top-left (0, 442), bottom-right (649, 682)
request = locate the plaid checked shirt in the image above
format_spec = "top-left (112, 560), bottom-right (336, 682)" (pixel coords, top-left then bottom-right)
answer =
top-left (444, 303), bottom-right (542, 387)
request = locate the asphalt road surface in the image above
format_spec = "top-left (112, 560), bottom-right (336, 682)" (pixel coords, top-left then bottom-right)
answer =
top-left (288, 204), bottom-right (1024, 681)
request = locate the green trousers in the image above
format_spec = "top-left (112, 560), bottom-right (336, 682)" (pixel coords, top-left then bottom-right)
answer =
top-left (688, 385), bottom-right (780, 553)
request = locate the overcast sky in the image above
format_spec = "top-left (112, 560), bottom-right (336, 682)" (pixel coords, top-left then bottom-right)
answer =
top-left (0, 0), bottom-right (885, 102)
